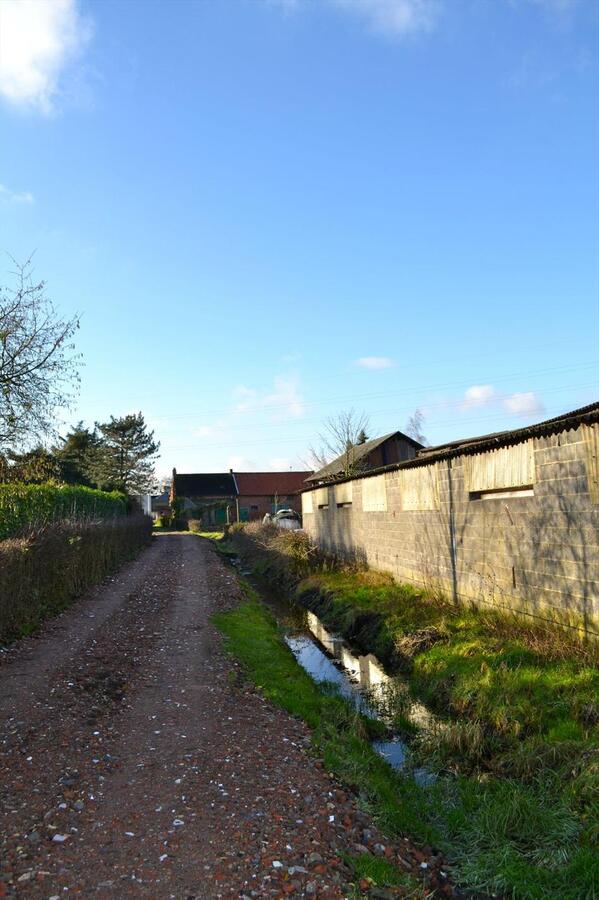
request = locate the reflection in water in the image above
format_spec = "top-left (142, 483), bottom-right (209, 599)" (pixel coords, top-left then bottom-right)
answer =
top-left (285, 635), bottom-right (378, 718)
top-left (285, 612), bottom-right (435, 781)
top-left (242, 568), bottom-right (435, 782)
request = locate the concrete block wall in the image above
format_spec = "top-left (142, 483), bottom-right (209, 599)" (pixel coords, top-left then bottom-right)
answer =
top-left (301, 424), bottom-right (599, 636)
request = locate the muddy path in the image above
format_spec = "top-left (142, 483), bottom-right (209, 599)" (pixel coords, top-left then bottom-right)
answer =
top-left (0, 534), bottom-right (449, 898)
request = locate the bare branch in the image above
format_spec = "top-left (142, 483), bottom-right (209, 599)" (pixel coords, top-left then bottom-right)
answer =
top-left (0, 258), bottom-right (81, 450)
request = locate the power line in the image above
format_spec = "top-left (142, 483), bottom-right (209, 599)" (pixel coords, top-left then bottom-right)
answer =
top-left (160, 399), bottom-right (595, 452)
top-left (158, 380), bottom-right (598, 438)
top-left (146, 361), bottom-right (598, 421)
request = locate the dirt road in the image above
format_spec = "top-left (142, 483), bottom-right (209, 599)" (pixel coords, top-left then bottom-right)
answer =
top-left (0, 534), bottom-right (444, 898)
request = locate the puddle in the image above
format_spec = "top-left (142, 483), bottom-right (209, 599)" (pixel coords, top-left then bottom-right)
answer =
top-left (230, 559), bottom-right (436, 783)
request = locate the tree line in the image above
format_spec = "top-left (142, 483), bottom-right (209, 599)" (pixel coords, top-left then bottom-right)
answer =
top-left (1, 414), bottom-right (159, 494)
top-left (0, 259), bottom-right (158, 495)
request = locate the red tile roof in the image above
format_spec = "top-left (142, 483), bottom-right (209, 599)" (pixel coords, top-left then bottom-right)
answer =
top-left (233, 471), bottom-right (313, 497)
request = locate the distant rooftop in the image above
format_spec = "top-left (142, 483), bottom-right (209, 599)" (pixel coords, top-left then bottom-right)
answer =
top-left (305, 430), bottom-right (422, 484)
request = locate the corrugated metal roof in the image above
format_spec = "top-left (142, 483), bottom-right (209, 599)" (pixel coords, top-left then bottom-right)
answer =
top-left (300, 402), bottom-right (599, 490)
top-left (417, 401), bottom-right (599, 460)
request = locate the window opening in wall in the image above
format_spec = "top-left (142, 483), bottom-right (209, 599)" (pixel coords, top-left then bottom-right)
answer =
top-left (315, 487), bottom-right (329, 510)
top-left (470, 485), bottom-right (534, 500)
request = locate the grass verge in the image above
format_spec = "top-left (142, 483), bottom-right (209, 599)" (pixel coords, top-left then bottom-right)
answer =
top-left (221, 529), bottom-right (599, 898)
top-left (214, 586), bottom-right (440, 853)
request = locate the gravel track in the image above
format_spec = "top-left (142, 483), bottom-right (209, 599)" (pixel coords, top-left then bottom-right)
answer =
top-left (0, 534), bottom-right (453, 898)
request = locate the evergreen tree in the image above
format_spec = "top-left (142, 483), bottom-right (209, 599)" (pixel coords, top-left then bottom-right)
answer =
top-left (92, 412), bottom-right (159, 494)
top-left (5, 446), bottom-right (62, 483)
top-left (54, 423), bottom-right (100, 486)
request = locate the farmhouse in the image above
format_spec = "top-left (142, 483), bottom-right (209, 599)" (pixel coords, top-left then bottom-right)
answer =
top-left (170, 468), bottom-right (311, 525)
top-left (171, 471), bottom-right (237, 526)
top-left (234, 471), bottom-right (312, 521)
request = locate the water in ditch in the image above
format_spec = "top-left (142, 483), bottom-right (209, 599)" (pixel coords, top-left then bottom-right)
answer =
top-left (234, 562), bottom-right (436, 786)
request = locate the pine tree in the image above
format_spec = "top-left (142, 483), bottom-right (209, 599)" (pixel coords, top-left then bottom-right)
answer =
top-left (54, 423), bottom-right (100, 486)
top-left (92, 412), bottom-right (159, 494)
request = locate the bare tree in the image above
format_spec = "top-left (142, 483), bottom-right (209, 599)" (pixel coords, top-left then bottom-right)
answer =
top-left (307, 409), bottom-right (371, 477)
top-left (405, 408), bottom-right (428, 446)
top-left (0, 258), bottom-right (80, 450)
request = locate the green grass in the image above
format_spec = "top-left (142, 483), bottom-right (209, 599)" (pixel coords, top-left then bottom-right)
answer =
top-left (347, 853), bottom-right (424, 892)
top-left (214, 579), bottom-right (599, 899)
top-left (297, 572), bottom-right (599, 755)
top-left (214, 587), bottom-right (440, 850)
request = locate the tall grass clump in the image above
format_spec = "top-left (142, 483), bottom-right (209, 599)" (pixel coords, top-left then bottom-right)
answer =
top-left (0, 483), bottom-right (127, 540)
top-left (0, 515), bottom-right (152, 643)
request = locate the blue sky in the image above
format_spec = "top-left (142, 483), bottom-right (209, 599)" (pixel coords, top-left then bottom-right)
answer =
top-left (1, 0), bottom-right (598, 476)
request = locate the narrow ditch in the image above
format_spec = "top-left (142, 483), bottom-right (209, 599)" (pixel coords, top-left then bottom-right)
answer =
top-left (229, 555), bottom-right (437, 787)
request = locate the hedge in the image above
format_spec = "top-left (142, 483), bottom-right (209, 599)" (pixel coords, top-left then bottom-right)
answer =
top-left (0, 515), bottom-right (153, 643)
top-left (0, 483), bottom-right (127, 540)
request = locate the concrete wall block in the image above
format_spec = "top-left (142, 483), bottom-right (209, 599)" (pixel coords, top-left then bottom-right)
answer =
top-left (535, 444), bottom-right (580, 464)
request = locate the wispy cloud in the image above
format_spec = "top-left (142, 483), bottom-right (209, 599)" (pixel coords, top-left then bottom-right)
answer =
top-left (269, 457), bottom-right (292, 470)
top-left (228, 454), bottom-right (256, 470)
top-left (233, 376), bottom-right (304, 419)
top-left (331, 0), bottom-right (440, 37)
top-left (191, 418), bottom-right (227, 439)
top-left (460, 384), bottom-right (544, 418)
top-left (0, 183), bottom-right (34, 204)
top-left (503, 391), bottom-right (545, 416)
top-left (461, 384), bottom-right (497, 409)
top-left (525, 0), bottom-right (580, 14)
top-left (0, 0), bottom-right (92, 114)
top-left (192, 375), bottom-right (305, 444)
top-left (355, 356), bottom-right (395, 370)
top-left (268, 0), bottom-right (440, 38)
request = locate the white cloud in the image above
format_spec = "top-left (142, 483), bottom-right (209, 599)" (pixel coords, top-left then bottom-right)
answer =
top-left (195, 375), bottom-right (305, 446)
top-left (526, 0), bottom-right (579, 13)
top-left (232, 385), bottom-right (258, 414)
top-left (461, 384), bottom-right (497, 409)
top-left (191, 418), bottom-right (227, 439)
top-left (268, 0), bottom-right (439, 37)
top-left (459, 385), bottom-right (545, 417)
top-left (269, 457), bottom-right (292, 470)
top-left (356, 356), bottom-right (395, 370)
top-left (331, 0), bottom-right (439, 37)
top-left (502, 391), bottom-right (545, 417)
top-left (228, 455), bottom-right (256, 470)
top-left (0, 183), bottom-right (34, 204)
top-left (0, 0), bottom-right (92, 114)
top-left (263, 376), bottom-right (305, 420)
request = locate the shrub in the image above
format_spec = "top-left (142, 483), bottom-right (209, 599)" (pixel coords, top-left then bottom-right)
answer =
top-left (188, 519), bottom-right (202, 533)
top-left (0, 515), bottom-right (152, 643)
top-left (0, 483), bottom-right (127, 540)
top-left (229, 522), bottom-right (246, 534)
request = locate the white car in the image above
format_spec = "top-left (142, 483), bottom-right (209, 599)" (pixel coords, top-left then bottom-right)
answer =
top-left (273, 508), bottom-right (302, 530)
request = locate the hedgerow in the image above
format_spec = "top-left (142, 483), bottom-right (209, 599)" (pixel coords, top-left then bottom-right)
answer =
top-left (0, 515), bottom-right (152, 643)
top-left (0, 483), bottom-right (127, 540)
